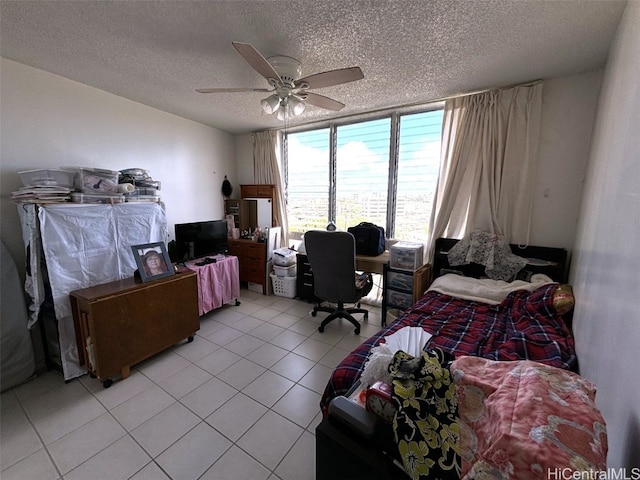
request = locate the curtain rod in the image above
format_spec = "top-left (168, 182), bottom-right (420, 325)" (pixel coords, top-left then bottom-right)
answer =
top-left (258, 78), bottom-right (543, 134)
top-left (428, 78), bottom-right (542, 104)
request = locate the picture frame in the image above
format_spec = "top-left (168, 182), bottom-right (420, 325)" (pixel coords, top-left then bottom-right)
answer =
top-left (131, 242), bottom-right (174, 283)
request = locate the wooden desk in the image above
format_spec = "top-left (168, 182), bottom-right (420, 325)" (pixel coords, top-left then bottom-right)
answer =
top-left (355, 251), bottom-right (389, 274)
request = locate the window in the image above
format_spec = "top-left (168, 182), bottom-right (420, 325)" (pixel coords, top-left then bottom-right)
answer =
top-left (286, 128), bottom-right (330, 238)
top-left (285, 107), bottom-right (443, 243)
top-left (335, 118), bottom-right (391, 231)
top-left (394, 111), bottom-right (443, 242)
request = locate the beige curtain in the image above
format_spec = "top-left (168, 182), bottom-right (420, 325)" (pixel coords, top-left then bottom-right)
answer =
top-left (427, 83), bottom-right (542, 257)
top-left (252, 130), bottom-right (289, 246)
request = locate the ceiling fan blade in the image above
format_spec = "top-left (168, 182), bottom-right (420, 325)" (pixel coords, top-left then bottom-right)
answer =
top-left (295, 67), bottom-right (364, 89)
top-left (302, 92), bottom-right (345, 111)
top-left (196, 87), bottom-right (272, 93)
top-left (232, 41), bottom-right (282, 82)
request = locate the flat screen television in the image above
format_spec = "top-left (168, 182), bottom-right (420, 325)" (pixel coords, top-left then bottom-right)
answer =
top-left (174, 220), bottom-right (228, 261)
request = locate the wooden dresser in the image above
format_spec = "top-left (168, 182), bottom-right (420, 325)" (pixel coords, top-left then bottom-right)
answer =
top-left (70, 271), bottom-right (199, 387)
top-left (227, 238), bottom-right (268, 294)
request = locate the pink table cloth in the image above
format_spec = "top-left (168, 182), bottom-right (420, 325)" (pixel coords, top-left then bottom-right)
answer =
top-left (185, 255), bottom-right (240, 315)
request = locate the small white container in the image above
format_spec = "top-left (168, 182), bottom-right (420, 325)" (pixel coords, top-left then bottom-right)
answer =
top-left (273, 248), bottom-right (296, 266)
top-left (71, 192), bottom-right (125, 204)
top-left (72, 167), bottom-right (120, 194)
top-left (18, 169), bottom-right (75, 188)
top-left (273, 264), bottom-right (296, 277)
top-left (125, 195), bottom-right (161, 203)
top-left (387, 290), bottom-right (413, 310)
top-left (390, 241), bottom-right (424, 271)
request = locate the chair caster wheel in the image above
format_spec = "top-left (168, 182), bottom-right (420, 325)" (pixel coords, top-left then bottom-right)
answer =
top-left (102, 379), bottom-right (113, 388)
top-left (364, 313), bottom-right (369, 321)
top-left (312, 311), bottom-right (317, 317)
top-left (354, 327), bottom-right (360, 335)
top-left (318, 325), bottom-right (324, 333)
top-left (187, 335), bottom-right (194, 343)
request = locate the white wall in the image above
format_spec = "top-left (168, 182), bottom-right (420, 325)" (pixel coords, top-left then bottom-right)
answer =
top-left (0, 59), bottom-right (237, 269)
top-left (532, 70), bottom-right (602, 249)
top-left (571, 2), bottom-right (640, 468)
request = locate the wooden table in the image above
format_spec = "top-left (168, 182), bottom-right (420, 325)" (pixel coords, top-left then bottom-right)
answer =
top-left (70, 272), bottom-right (199, 387)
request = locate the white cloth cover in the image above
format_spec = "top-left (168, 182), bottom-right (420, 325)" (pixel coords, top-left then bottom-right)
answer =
top-left (447, 231), bottom-right (528, 280)
top-left (427, 273), bottom-right (554, 305)
top-left (39, 203), bottom-right (168, 320)
top-left (17, 204), bottom-right (46, 328)
top-left (30, 203), bottom-right (167, 380)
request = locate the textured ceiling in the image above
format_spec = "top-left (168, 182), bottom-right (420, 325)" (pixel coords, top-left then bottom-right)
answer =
top-left (0, 0), bottom-right (627, 135)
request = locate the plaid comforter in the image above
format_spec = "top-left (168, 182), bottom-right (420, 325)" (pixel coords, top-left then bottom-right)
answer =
top-left (320, 283), bottom-right (576, 413)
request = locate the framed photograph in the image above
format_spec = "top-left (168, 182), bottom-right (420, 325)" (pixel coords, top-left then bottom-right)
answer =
top-left (131, 242), bottom-right (174, 282)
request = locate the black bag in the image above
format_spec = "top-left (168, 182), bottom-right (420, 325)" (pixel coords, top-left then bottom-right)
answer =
top-left (348, 222), bottom-right (385, 256)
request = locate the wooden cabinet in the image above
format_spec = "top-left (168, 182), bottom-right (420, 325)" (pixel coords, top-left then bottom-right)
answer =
top-left (227, 239), bottom-right (267, 294)
top-left (70, 272), bottom-right (199, 387)
top-left (240, 184), bottom-right (274, 199)
top-left (296, 254), bottom-right (317, 302)
top-left (240, 184), bottom-right (275, 228)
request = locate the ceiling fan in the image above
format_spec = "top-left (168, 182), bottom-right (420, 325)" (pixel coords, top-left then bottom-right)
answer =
top-left (196, 42), bottom-right (364, 119)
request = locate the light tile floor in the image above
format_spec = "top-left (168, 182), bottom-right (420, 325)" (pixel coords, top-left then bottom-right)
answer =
top-left (1, 288), bottom-right (382, 480)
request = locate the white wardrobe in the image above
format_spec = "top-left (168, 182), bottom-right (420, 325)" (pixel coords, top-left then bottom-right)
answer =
top-left (18, 202), bottom-right (168, 380)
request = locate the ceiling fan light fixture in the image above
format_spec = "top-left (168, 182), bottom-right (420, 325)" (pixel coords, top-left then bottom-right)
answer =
top-left (289, 96), bottom-right (306, 116)
top-left (260, 94), bottom-right (280, 114)
top-left (276, 106), bottom-right (287, 121)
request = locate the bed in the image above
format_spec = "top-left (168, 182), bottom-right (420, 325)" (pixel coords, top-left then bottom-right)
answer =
top-left (320, 237), bottom-right (576, 413)
top-left (316, 236), bottom-right (607, 480)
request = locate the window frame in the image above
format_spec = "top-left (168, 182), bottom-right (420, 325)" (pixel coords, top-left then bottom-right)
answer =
top-left (283, 102), bottom-right (444, 240)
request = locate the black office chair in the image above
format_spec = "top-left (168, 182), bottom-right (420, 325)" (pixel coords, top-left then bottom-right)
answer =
top-left (304, 230), bottom-right (373, 334)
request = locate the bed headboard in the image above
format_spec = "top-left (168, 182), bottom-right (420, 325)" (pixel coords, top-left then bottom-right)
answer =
top-left (432, 237), bottom-right (569, 283)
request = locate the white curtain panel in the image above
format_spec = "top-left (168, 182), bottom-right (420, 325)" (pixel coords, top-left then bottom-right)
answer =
top-left (427, 83), bottom-right (542, 257)
top-left (253, 130), bottom-right (289, 246)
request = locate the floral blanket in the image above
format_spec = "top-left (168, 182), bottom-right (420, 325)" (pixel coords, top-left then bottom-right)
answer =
top-left (389, 348), bottom-right (461, 480)
top-left (387, 354), bottom-right (607, 480)
top-left (452, 357), bottom-right (607, 479)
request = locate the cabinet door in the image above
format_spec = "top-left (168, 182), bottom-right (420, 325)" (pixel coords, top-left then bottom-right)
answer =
top-left (296, 254), bottom-right (316, 301)
top-left (241, 185), bottom-right (258, 198)
top-left (227, 241), bottom-right (242, 258)
top-left (243, 243), bottom-right (265, 284)
top-left (256, 185), bottom-right (274, 197)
